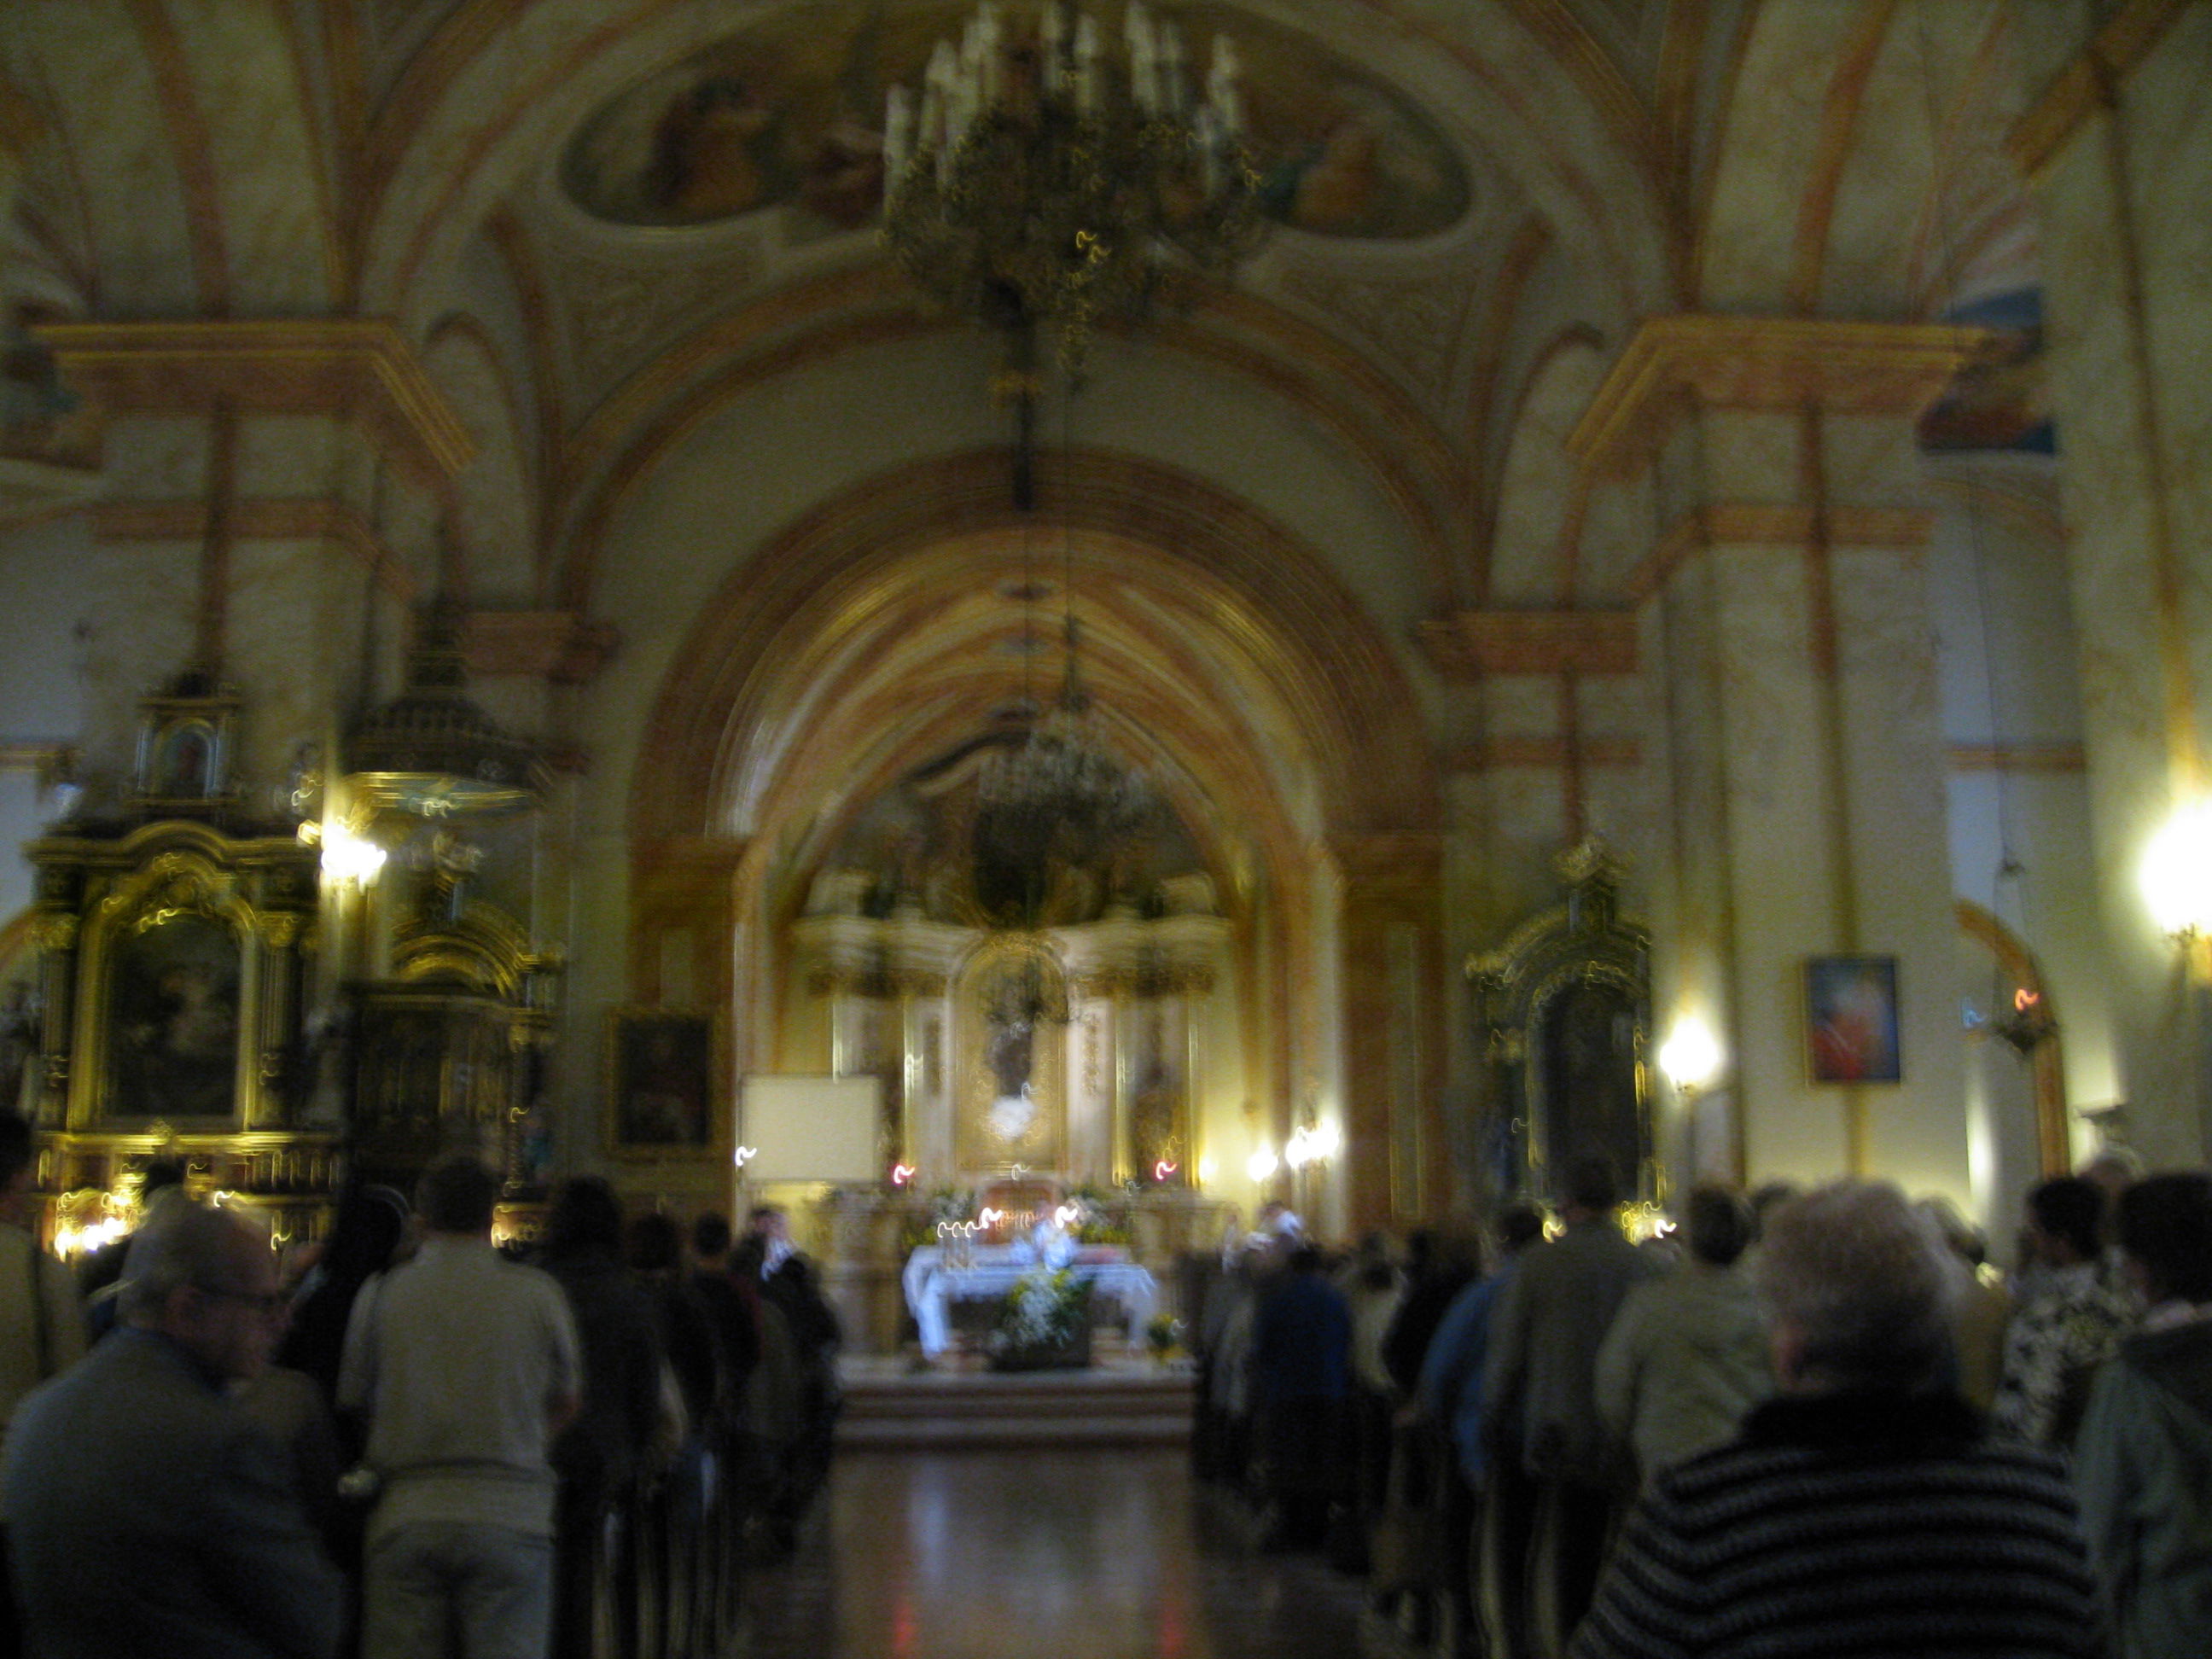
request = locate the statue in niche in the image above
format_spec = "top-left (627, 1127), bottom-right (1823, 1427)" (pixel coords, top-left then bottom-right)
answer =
top-left (985, 978), bottom-right (1038, 1144)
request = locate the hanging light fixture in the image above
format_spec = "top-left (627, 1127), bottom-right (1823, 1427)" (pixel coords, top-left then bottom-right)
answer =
top-left (883, 2), bottom-right (1265, 510)
top-left (882, 1), bottom-right (1264, 367)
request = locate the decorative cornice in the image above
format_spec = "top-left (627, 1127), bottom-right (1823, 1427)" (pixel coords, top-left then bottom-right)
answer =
top-left (1446, 737), bottom-right (1641, 772)
top-left (1632, 504), bottom-right (1936, 601)
top-left (1948, 743), bottom-right (2087, 774)
top-left (1417, 608), bottom-right (1638, 680)
top-left (2008, 0), bottom-right (2192, 177)
top-left (463, 610), bottom-right (619, 685)
top-left (88, 496), bottom-right (415, 600)
top-left (34, 320), bottom-right (474, 480)
top-left (1568, 316), bottom-right (1994, 475)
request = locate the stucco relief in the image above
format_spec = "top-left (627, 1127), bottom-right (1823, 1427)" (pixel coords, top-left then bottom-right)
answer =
top-left (554, 242), bottom-right (765, 400)
top-left (1268, 260), bottom-right (1475, 405)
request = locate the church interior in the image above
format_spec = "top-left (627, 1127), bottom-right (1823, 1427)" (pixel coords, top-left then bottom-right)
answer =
top-left (0, 0), bottom-right (2206, 1355)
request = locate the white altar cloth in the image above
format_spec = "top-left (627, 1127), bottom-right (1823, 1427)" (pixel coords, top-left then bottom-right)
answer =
top-left (901, 1244), bottom-right (1158, 1358)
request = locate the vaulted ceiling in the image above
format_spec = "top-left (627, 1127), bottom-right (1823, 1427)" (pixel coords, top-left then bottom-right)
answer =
top-left (3, 1), bottom-right (2042, 621)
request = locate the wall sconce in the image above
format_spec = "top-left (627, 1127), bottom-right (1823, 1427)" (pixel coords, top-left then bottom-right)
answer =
top-left (1284, 1120), bottom-right (1342, 1170)
top-left (733, 1144), bottom-right (759, 1171)
top-left (1657, 1016), bottom-right (1724, 1098)
top-left (1246, 1144), bottom-right (1278, 1182)
top-left (2141, 799), bottom-right (2212, 980)
top-left (317, 823), bottom-right (387, 887)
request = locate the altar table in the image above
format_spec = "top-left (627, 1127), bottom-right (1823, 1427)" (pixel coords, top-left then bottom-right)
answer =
top-left (901, 1244), bottom-right (1158, 1359)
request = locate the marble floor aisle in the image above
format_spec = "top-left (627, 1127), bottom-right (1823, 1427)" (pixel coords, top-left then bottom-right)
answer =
top-left (735, 1447), bottom-right (1371, 1659)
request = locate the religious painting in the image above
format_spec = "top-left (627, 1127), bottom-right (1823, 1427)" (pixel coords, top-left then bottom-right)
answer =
top-left (1537, 976), bottom-right (1642, 1186)
top-left (1917, 288), bottom-right (2054, 455)
top-left (1805, 955), bottom-right (1902, 1086)
top-left (561, 3), bottom-right (1468, 241)
top-left (105, 912), bottom-right (241, 1120)
top-left (608, 1010), bottom-right (718, 1153)
top-left (956, 938), bottom-right (1067, 1170)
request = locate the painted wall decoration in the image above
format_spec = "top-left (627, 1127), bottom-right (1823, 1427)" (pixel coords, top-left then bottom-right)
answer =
top-left (1918, 288), bottom-right (2054, 455)
top-left (562, 3), bottom-right (1468, 240)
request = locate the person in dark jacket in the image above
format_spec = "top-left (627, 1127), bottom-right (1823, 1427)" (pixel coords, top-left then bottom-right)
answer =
top-left (541, 1177), bottom-right (662, 1659)
top-left (1574, 1179), bottom-right (2101, 1659)
top-left (2074, 1171), bottom-right (2212, 1659)
top-left (1251, 1243), bottom-right (1353, 1550)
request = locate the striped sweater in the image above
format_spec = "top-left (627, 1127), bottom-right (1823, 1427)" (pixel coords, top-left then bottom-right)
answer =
top-left (1571, 1390), bottom-right (2103, 1659)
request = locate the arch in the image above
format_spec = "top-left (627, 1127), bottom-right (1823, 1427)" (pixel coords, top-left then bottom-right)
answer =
top-left (630, 447), bottom-right (1438, 852)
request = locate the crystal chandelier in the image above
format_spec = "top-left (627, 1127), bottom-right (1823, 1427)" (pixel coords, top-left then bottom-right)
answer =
top-left (881, 1), bottom-right (1266, 370)
top-left (977, 611), bottom-right (1149, 848)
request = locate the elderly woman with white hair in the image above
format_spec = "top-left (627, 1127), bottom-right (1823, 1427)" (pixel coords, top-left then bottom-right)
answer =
top-left (1572, 1179), bottom-right (2102, 1659)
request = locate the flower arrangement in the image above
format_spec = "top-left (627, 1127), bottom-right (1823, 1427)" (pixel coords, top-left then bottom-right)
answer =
top-left (988, 1265), bottom-right (1093, 1370)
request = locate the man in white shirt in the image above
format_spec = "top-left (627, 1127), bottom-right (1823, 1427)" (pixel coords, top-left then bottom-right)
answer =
top-left (341, 1155), bottom-right (580, 1659)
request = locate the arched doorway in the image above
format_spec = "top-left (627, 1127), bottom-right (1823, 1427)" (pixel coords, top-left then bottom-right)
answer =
top-left (626, 450), bottom-right (1446, 1232)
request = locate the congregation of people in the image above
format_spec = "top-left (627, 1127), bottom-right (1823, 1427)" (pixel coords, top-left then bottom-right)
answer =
top-left (1190, 1154), bottom-right (2212, 1659)
top-left (0, 1115), bottom-right (841, 1659)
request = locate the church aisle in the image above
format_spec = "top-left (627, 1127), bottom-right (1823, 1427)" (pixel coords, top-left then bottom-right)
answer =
top-left (735, 1447), bottom-right (1371, 1658)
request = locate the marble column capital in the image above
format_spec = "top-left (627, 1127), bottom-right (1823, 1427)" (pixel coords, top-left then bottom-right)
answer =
top-left (1569, 316), bottom-right (1994, 479)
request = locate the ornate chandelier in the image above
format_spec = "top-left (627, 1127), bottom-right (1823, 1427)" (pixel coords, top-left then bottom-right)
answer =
top-left (881, 1), bottom-right (1266, 370)
top-left (977, 613), bottom-right (1148, 847)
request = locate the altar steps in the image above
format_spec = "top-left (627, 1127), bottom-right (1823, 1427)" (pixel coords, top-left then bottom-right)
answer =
top-left (835, 1360), bottom-right (1196, 1451)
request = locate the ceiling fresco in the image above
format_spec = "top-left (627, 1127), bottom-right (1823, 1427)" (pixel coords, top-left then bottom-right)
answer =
top-left (558, 3), bottom-right (1470, 242)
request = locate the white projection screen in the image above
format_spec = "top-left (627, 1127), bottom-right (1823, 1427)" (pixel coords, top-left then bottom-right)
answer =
top-left (739, 1074), bottom-right (882, 1184)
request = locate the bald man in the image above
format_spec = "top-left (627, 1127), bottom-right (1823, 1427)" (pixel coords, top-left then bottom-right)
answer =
top-left (4, 1201), bottom-right (342, 1659)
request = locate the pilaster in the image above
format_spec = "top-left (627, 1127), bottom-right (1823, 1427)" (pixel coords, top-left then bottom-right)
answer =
top-left (1580, 317), bottom-right (1982, 1198)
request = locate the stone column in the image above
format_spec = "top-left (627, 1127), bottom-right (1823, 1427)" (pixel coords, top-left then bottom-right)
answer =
top-left (1574, 318), bottom-right (1988, 1199)
top-left (2011, 7), bottom-right (2212, 1161)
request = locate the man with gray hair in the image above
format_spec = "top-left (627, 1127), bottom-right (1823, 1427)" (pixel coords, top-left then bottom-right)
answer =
top-left (1573, 1179), bottom-right (2101, 1658)
top-left (4, 1199), bottom-right (343, 1658)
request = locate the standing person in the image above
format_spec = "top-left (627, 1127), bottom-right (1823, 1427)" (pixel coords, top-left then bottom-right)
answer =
top-left (1483, 1155), bottom-right (1661, 1656)
top-left (6, 1200), bottom-right (344, 1659)
top-left (1593, 1184), bottom-right (1773, 1488)
top-left (2073, 1172), bottom-right (2212, 1659)
top-left (0, 1115), bottom-right (82, 1659)
top-left (1416, 1201), bottom-right (1545, 1657)
top-left (1994, 1175), bottom-right (2132, 1452)
top-left (1574, 1180), bottom-right (2101, 1659)
top-left (340, 1155), bottom-right (581, 1659)
top-left (1250, 1242), bottom-right (1353, 1551)
top-left (541, 1177), bottom-right (662, 1659)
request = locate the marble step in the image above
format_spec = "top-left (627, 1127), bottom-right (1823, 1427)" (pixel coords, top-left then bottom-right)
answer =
top-left (835, 1363), bottom-right (1196, 1447)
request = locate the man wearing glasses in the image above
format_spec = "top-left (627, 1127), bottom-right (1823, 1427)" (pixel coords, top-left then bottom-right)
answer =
top-left (4, 1198), bottom-right (344, 1658)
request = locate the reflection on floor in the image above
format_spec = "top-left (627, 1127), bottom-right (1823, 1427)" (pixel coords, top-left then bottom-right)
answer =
top-left (736, 1447), bottom-right (1371, 1658)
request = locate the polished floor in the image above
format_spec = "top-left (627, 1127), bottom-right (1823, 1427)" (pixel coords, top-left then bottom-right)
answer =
top-left (736, 1447), bottom-right (1371, 1658)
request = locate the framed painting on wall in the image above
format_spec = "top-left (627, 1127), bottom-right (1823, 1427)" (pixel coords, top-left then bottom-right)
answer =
top-left (607, 1009), bottom-right (719, 1155)
top-left (1805, 955), bottom-right (1901, 1085)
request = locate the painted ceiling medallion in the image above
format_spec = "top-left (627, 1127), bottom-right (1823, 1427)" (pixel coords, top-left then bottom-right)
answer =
top-left (561, 3), bottom-right (1468, 242)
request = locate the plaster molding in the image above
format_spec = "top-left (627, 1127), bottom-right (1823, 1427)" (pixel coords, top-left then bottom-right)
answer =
top-left (34, 320), bottom-right (474, 480)
top-left (1568, 316), bottom-right (1994, 476)
top-left (1417, 608), bottom-right (1638, 679)
top-left (1947, 743), bottom-right (2087, 774)
top-left (2008, 0), bottom-right (2193, 177)
top-left (1632, 502), bottom-right (1934, 601)
top-left (123, 0), bottom-right (230, 316)
top-left (1445, 737), bottom-right (1640, 771)
top-left (88, 496), bottom-right (415, 600)
top-left (463, 609), bottom-right (618, 684)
